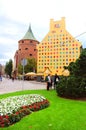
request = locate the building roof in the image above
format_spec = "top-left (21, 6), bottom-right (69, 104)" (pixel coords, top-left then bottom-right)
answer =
top-left (22, 24), bottom-right (37, 41)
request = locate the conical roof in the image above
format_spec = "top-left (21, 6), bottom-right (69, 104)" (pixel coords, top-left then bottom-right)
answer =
top-left (22, 24), bottom-right (37, 41)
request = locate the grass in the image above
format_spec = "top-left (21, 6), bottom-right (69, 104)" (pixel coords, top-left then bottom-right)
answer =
top-left (0, 89), bottom-right (86, 130)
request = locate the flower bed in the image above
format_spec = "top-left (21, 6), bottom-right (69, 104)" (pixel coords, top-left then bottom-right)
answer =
top-left (0, 94), bottom-right (49, 127)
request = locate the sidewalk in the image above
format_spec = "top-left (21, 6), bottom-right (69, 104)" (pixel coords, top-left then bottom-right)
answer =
top-left (0, 78), bottom-right (46, 94)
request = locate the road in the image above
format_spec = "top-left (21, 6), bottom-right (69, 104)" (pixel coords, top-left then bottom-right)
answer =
top-left (0, 78), bottom-right (46, 94)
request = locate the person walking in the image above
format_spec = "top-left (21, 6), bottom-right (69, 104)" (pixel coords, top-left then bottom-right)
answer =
top-left (0, 72), bottom-right (2, 81)
top-left (54, 74), bottom-right (60, 89)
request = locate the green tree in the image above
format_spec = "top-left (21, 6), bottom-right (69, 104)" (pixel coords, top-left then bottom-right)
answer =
top-left (18, 58), bottom-right (37, 74)
top-left (68, 61), bottom-right (78, 76)
top-left (74, 48), bottom-right (86, 77)
top-left (68, 48), bottom-right (86, 77)
top-left (18, 64), bottom-right (23, 75)
top-left (25, 58), bottom-right (37, 73)
top-left (56, 48), bottom-right (86, 98)
top-left (5, 59), bottom-right (13, 78)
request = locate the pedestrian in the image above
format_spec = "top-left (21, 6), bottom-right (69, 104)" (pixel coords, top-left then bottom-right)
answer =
top-left (0, 72), bottom-right (2, 81)
top-left (45, 74), bottom-right (52, 90)
top-left (54, 73), bottom-right (60, 89)
top-left (12, 76), bottom-right (14, 82)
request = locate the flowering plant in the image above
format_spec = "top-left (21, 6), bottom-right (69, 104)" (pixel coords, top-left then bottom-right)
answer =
top-left (0, 94), bottom-right (49, 127)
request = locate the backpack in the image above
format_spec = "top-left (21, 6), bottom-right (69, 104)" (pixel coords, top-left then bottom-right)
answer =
top-left (45, 76), bottom-right (48, 82)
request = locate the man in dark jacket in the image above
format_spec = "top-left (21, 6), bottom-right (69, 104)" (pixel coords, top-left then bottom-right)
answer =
top-left (54, 74), bottom-right (60, 89)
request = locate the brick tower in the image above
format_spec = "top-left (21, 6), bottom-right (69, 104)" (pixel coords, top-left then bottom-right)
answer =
top-left (14, 25), bottom-right (39, 76)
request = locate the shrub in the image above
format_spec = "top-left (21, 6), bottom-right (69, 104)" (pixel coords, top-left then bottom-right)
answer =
top-left (56, 76), bottom-right (86, 99)
top-left (56, 48), bottom-right (86, 99)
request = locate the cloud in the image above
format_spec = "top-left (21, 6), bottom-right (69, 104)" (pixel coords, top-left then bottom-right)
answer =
top-left (0, 0), bottom-right (86, 65)
top-left (0, 52), bottom-right (14, 65)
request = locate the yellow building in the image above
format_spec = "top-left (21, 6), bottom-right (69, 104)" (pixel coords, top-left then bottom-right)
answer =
top-left (37, 17), bottom-right (82, 76)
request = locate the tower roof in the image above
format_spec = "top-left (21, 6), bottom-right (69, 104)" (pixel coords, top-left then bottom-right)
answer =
top-left (22, 24), bottom-right (37, 41)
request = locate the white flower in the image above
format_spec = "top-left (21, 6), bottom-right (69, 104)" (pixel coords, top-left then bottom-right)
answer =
top-left (0, 94), bottom-right (47, 115)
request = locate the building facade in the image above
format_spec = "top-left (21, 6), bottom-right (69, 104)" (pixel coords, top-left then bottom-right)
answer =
top-left (37, 17), bottom-right (82, 76)
top-left (14, 25), bottom-right (39, 75)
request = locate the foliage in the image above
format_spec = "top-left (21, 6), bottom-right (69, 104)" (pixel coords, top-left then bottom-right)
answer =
top-left (18, 58), bottom-right (37, 74)
top-left (5, 59), bottom-right (13, 78)
top-left (56, 48), bottom-right (86, 98)
top-left (57, 76), bottom-right (86, 98)
top-left (25, 58), bottom-right (37, 73)
top-left (18, 64), bottom-right (23, 75)
top-left (68, 48), bottom-right (86, 77)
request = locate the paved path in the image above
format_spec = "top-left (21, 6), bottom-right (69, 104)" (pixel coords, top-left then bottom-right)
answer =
top-left (0, 78), bottom-right (46, 94)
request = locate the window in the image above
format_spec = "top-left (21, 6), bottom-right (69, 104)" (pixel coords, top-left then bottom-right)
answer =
top-left (25, 48), bottom-right (28, 50)
top-left (34, 49), bottom-right (36, 51)
top-left (22, 40), bottom-right (24, 43)
top-left (55, 24), bottom-right (60, 28)
top-left (29, 54), bottom-right (32, 56)
top-left (30, 40), bottom-right (33, 43)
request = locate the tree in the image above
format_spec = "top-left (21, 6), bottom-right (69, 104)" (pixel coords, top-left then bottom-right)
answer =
top-left (5, 59), bottom-right (13, 78)
top-left (68, 61), bottom-right (79, 76)
top-left (25, 58), bottom-right (37, 73)
top-left (18, 58), bottom-right (37, 74)
top-left (74, 48), bottom-right (86, 77)
top-left (56, 48), bottom-right (86, 98)
top-left (68, 48), bottom-right (86, 77)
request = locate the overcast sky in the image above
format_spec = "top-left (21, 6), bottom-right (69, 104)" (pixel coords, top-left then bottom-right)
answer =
top-left (0, 0), bottom-right (86, 65)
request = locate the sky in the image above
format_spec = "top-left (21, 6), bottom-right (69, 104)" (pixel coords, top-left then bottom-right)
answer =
top-left (0, 0), bottom-right (86, 65)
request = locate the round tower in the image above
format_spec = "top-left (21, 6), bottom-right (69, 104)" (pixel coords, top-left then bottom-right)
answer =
top-left (14, 25), bottom-right (39, 75)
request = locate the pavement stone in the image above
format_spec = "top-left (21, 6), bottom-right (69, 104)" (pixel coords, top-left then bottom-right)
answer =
top-left (0, 78), bottom-right (46, 94)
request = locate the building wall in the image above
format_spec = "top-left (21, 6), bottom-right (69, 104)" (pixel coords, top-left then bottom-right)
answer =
top-left (14, 39), bottom-right (39, 75)
top-left (18, 39), bottom-right (38, 63)
top-left (37, 17), bottom-right (82, 75)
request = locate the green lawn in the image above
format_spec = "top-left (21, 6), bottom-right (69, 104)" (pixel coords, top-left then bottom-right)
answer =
top-left (0, 89), bottom-right (86, 130)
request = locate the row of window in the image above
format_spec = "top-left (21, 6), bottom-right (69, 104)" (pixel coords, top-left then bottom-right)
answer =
top-left (48, 34), bottom-right (70, 38)
top-left (38, 49), bottom-right (79, 53)
top-left (38, 59), bottom-right (75, 64)
top-left (39, 43), bottom-right (79, 48)
top-left (38, 50), bottom-right (79, 53)
top-left (47, 38), bottom-right (74, 42)
top-left (38, 58), bottom-right (76, 62)
top-left (19, 48), bottom-right (36, 51)
top-left (38, 64), bottom-right (69, 69)
top-left (38, 52), bottom-right (78, 56)
top-left (38, 57), bottom-right (78, 61)
top-left (21, 40), bottom-right (33, 43)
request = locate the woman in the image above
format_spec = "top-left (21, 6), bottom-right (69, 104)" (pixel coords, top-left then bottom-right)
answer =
top-left (54, 74), bottom-right (60, 89)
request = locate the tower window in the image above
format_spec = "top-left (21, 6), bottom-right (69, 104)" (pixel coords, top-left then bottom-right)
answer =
top-left (22, 40), bottom-right (24, 43)
top-left (34, 49), bottom-right (36, 51)
top-left (25, 48), bottom-right (28, 50)
top-left (30, 40), bottom-right (33, 43)
top-left (29, 54), bottom-right (32, 56)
